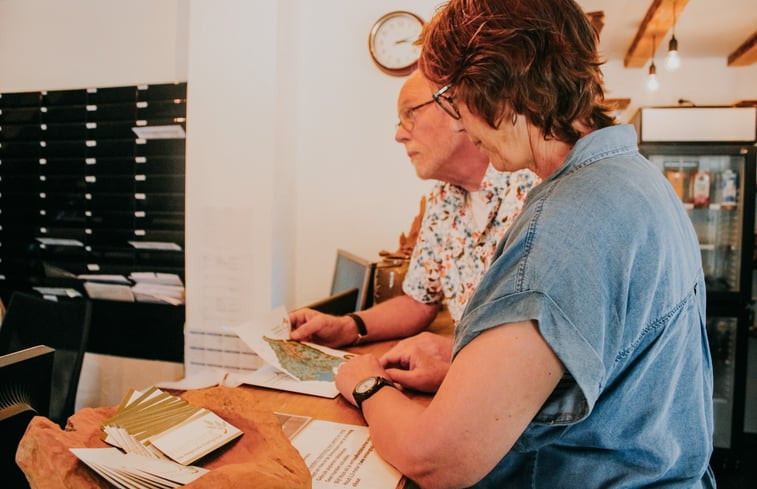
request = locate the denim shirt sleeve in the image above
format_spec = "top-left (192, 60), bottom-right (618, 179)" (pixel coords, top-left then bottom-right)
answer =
top-left (456, 281), bottom-right (599, 423)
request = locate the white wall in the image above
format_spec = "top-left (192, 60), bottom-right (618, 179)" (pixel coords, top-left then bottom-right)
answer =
top-left (289, 1), bottom-right (440, 307)
top-left (0, 0), bottom-right (187, 91)
top-left (1, 0), bottom-right (755, 312)
top-left (184, 0), bottom-right (290, 333)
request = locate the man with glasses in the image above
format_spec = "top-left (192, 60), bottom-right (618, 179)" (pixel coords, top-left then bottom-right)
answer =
top-left (290, 71), bottom-right (538, 362)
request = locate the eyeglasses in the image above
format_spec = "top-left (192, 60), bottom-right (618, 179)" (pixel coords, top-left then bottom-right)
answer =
top-left (432, 84), bottom-right (461, 120)
top-left (397, 98), bottom-right (435, 132)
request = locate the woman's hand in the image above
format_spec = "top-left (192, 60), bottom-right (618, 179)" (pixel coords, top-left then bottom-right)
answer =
top-left (379, 332), bottom-right (453, 393)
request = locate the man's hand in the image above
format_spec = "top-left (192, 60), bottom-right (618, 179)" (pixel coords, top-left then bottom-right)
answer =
top-left (289, 308), bottom-right (358, 348)
top-left (379, 332), bottom-right (453, 393)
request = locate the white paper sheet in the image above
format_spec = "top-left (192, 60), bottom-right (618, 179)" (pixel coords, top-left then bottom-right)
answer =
top-left (83, 282), bottom-right (136, 302)
top-left (131, 125), bottom-right (186, 140)
top-left (290, 419), bottom-right (402, 489)
top-left (155, 370), bottom-right (228, 391)
top-left (231, 364), bottom-right (340, 398)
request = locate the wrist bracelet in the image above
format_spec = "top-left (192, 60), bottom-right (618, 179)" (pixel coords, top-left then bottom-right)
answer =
top-left (346, 313), bottom-right (367, 345)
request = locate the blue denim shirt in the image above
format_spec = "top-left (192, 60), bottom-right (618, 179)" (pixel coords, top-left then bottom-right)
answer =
top-left (455, 125), bottom-right (715, 488)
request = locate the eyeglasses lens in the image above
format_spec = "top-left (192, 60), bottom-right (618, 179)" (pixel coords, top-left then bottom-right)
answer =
top-left (398, 109), bottom-right (415, 131)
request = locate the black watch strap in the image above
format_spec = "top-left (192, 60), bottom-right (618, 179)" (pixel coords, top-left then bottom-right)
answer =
top-left (346, 313), bottom-right (367, 335)
top-left (353, 376), bottom-right (395, 413)
top-left (346, 313), bottom-right (367, 345)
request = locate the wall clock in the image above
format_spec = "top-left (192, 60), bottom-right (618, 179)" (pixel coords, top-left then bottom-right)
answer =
top-left (368, 11), bottom-right (424, 77)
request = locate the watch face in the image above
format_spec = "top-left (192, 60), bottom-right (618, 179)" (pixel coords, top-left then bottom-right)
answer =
top-left (355, 377), bottom-right (378, 394)
top-left (369, 11), bottom-right (424, 75)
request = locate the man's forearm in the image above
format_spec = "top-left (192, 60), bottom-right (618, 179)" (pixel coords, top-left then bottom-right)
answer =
top-left (350, 295), bottom-right (439, 343)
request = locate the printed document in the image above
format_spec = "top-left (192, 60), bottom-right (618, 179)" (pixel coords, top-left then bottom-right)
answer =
top-left (278, 413), bottom-right (404, 489)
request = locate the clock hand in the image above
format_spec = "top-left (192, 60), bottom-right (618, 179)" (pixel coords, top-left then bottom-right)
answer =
top-left (394, 38), bottom-right (413, 45)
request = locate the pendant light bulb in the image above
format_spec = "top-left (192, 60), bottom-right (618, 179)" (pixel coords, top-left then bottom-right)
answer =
top-left (647, 61), bottom-right (659, 91)
top-left (665, 34), bottom-right (680, 71)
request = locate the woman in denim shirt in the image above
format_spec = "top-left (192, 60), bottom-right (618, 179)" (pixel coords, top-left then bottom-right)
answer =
top-left (335, 1), bottom-right (716, 487)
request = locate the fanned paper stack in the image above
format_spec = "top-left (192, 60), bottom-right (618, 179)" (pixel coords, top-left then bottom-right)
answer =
top-left (70, 448), bottom-right (209, 489)
top-left (69, 387), bottom-right (243, 488)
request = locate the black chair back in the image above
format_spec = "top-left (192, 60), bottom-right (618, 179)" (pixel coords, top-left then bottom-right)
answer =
top-left (0, 292), bottom-right (92, 427)
top-left (0, 346), bottom-right (55, 489)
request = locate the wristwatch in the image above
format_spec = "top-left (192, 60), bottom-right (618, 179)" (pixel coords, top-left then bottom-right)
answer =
top-left (346, 313), bottom-right (368, 345)
top-left (352, 376), bottom-right (396, 413)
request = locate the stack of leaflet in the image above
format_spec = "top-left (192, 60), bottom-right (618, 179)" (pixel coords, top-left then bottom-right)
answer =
top-left (70, 448), bottom-right (208, 489)
top-left (129, 273), bottom-right (185, 305)
top-left (78, 273), bottom-right (185, 305)
top-left (81, 274), bottom-right (136, 302)
top-left (70, 387), bottom-right (242, 488)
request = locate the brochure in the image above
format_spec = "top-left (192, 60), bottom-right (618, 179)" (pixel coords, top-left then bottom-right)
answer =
top-left (100, 387), bottom-right (242, 465)
top-left (233, 307), bottom-right (354, 398)
top-left (71, 387), bottom-right (241, 488)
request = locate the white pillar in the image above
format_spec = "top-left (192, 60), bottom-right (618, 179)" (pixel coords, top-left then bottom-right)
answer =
top-left (184, 0), bottom-right (296, 375)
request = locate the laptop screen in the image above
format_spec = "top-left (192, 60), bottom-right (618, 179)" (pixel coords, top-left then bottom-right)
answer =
top-left (331, 249), bottom-right (375, 311)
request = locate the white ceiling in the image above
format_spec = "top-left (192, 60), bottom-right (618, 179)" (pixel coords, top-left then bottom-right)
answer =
top-left (577, 0), bottom-right (757, 62)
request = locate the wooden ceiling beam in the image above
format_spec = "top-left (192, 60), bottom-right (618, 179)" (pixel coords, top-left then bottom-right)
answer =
top-left (624, 0), bottom-right (690, 68)
top-left (606, 98), bottom-right (631, 111)
top-left (727, 30), bottom-right (757, 66)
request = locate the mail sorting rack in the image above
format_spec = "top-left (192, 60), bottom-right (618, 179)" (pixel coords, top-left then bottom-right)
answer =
top-left (0, 82), bottom-right (187, 304)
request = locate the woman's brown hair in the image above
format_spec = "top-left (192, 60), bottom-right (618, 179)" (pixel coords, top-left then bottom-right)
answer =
top-left (420, 0), bottom-right (615, 144)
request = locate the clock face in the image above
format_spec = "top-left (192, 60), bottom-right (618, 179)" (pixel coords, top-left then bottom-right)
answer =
top-left (369, 11), bottom-right (424, 76)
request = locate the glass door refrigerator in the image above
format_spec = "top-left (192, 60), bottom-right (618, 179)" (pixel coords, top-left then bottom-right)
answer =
top-left (634, 107), bottom-right (757, 464)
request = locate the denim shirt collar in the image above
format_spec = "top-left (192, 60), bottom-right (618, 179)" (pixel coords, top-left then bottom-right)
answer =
top-left (542, 124), bottom-right (639, 185)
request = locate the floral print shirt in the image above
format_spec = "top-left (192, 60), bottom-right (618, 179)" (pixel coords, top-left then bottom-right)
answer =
top-left (402, 166), bottom-right (539, 323)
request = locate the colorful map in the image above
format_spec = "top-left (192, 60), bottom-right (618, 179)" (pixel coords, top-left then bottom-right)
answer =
top-left (263, 337), bottom-right (346, 382)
